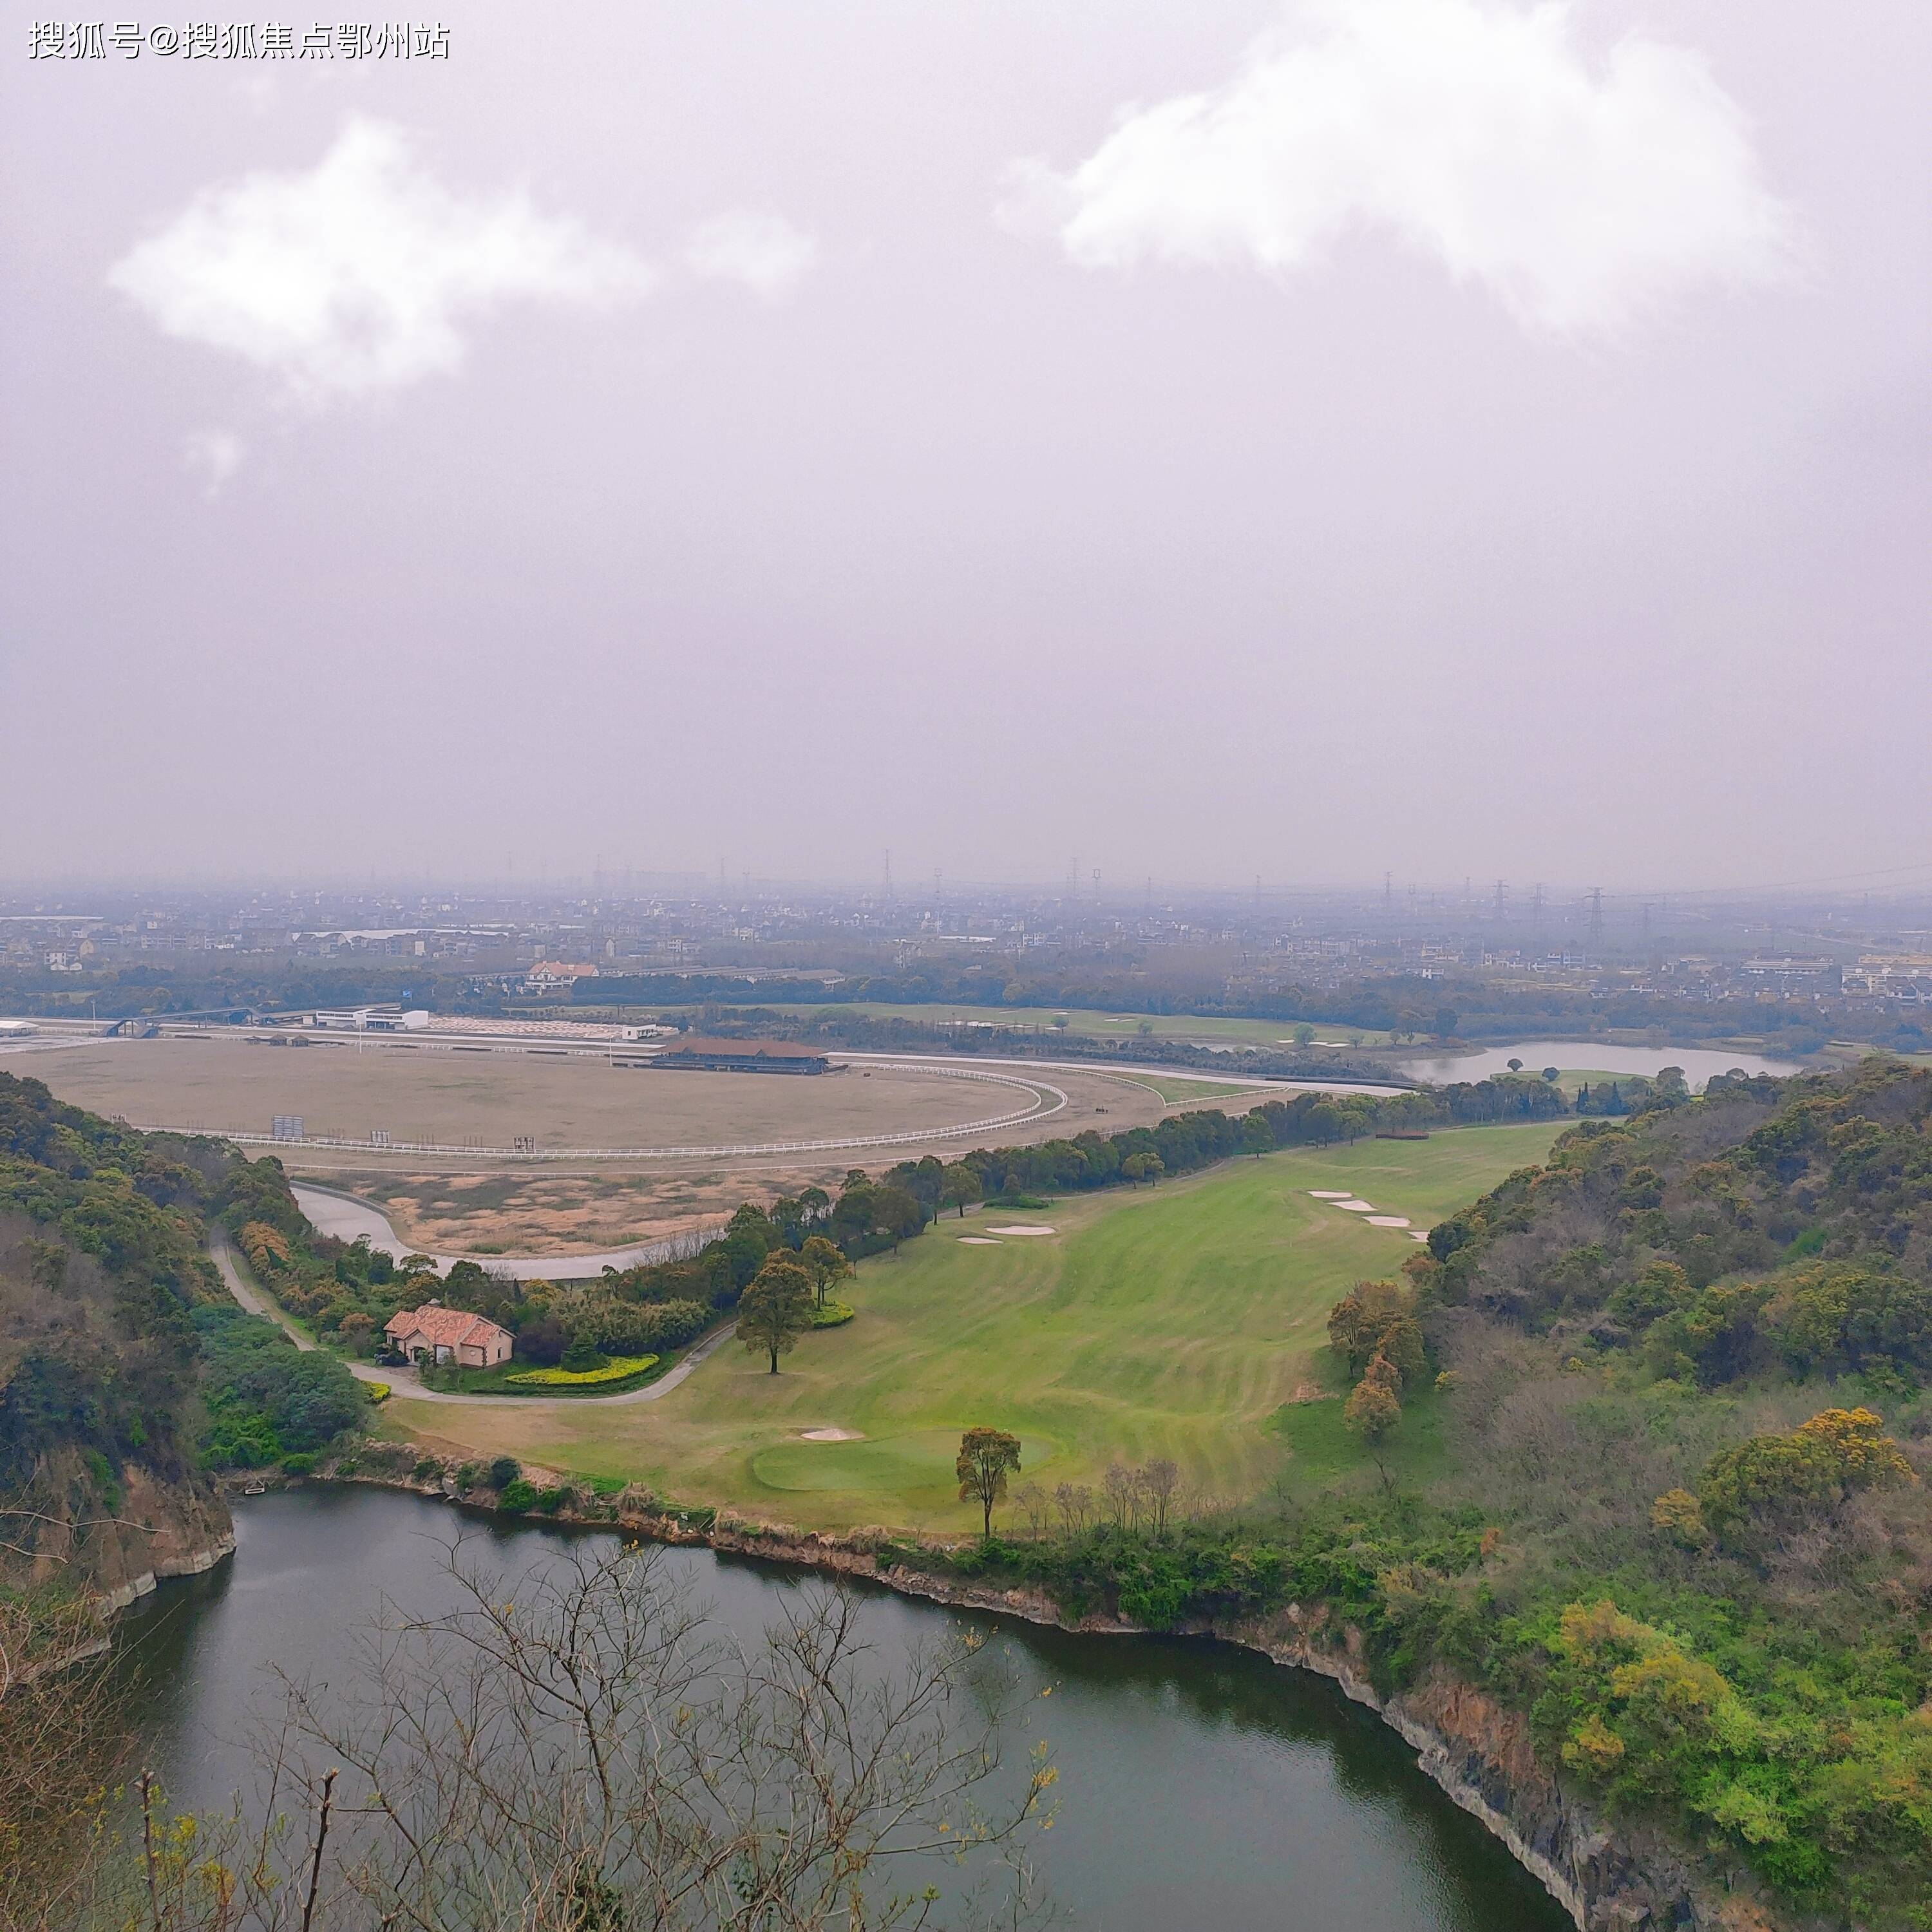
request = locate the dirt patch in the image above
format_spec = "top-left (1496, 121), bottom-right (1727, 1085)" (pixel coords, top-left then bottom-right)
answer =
top-left (799, 1427), bottom-right (866, 1442)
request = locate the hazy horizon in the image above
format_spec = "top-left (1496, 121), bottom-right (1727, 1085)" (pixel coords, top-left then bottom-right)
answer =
top-left (5, 1), bottom-right (1927, 893)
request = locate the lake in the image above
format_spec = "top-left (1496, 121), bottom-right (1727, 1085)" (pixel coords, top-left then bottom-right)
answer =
top-left (1401, 1041), bottom-right (1799, 1088)
top-left (118, 1487), bottom-right (1569, 1932)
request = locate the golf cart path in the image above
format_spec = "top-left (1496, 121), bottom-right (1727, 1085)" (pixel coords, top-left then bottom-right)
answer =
top-left (209, 1229), bottom-right (729, 1408)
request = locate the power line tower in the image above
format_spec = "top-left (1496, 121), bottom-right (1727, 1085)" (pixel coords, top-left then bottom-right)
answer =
top-left (1588, 887), bottom-right (1605, 952)
top-left (1493, 878), bottom-right (1508, 922)
top-left (882, 849), bottom-right (893, 901)
top-left (1253, 875), bottom-right (1262, 919)
top-left (1531, 882), bottom-right (1544, 927)
top-left (1092, 867), bottom-right (1101, 906)
top-left (1383, 871), bottom-right (1392, 913)
top-left (1066, 856), bottom-right (1079, 905)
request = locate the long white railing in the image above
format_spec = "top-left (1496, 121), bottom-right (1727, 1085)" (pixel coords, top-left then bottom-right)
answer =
top-left (136, 1065), bottom-right (1069, 1161)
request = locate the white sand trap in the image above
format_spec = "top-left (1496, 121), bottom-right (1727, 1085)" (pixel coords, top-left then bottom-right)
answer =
top-left (1367, 1215), bottom-right (1411, 1228)
top-left (958, 1236), bottom-right (1004, 1245)
top-left (986, 1224), bottom-right (1056, 1237)
top-left (800, 1427), bottom-right (865, 1442)
top-left (1334, 1199), bottom-right (1376, 1212)
top-left (1309, 1190), bottom-right (1354, 1200)
top-left (1410, 1231), bottom-right (1431, 1242)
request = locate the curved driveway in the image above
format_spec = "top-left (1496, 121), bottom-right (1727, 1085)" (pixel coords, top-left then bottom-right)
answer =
top-left (209, 1228), bottom-right (730, 1408)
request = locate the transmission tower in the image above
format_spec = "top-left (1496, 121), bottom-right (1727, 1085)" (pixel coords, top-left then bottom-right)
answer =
top-left (1588, 887), bottom-right (1605, 951)
top-left (1493, 878), bottom-right (1507, 922)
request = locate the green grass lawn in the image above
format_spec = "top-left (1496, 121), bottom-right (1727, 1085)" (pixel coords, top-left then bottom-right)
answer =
top-left (1119, 1072), bottom-right (1260, 1104)
top-left (399, 1123), bottom-right (1561, 1535)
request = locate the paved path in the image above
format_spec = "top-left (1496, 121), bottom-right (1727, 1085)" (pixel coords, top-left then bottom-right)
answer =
top-left (208, 1230), bottom-right (730, 1408)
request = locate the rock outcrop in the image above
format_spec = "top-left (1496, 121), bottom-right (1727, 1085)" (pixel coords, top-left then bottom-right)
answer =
top-left (6, 1452), bottom-right (235, 1613)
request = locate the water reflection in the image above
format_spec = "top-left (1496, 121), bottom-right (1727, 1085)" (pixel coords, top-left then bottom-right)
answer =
top-left (115, 1490), bottom-right (1568, 1932)
top-left (1402, 1040), bottom-right (1797, 1088)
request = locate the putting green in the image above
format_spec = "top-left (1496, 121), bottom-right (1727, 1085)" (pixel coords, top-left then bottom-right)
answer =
top-left (752, 1429), bottom-right (1057, 1497)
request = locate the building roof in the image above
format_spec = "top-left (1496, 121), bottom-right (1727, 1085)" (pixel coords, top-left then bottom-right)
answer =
top-left (658, 1037), bottom-right (825, 1059)
top-left (384, 1304), bottom-right (511, 1348)
top-left (529, 961), bottom-right (599, 978)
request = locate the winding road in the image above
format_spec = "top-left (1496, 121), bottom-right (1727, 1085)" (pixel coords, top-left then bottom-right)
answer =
top-left (209, 1229), bottom-right (732, 1408)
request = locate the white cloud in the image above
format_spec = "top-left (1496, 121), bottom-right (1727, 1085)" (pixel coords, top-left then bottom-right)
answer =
top-left (1004, 0), bottom-right (1796, 334)
top-left (109, 118), bottom-right (655, 402)
top-left (685, 211), bottom-right (818, 301)
top-left (182, 428), bottom-right (245, 495)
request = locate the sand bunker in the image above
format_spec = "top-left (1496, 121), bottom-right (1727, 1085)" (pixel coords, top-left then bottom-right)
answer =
top-left (1410, 1231), bottom-right (1431, 1242)
top-left (1365, 1215), bottom-right (1412, 1228)
top-left (1308, 1190), bottom-right (1354, 1200)
top-left (958, 1236), bottom-right (1003, 1245)
top-left (800, 1427), bottom-right (866, 1442)
top-left (985, 1224), bottom-right (1056, 1236)
top-left (1334, 1199), bottom-right (1376, 1212)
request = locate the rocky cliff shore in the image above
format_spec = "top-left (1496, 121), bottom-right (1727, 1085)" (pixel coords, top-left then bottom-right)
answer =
top-left (279, 1461), bottom-right (1805, 1932)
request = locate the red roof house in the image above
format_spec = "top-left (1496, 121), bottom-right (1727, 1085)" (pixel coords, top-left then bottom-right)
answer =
top-left (384, 1303), bottom-right (513, 1368)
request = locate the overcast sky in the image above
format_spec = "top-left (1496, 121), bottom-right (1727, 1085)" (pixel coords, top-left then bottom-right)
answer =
top-left (3, 1), bottom-right (1926, 894)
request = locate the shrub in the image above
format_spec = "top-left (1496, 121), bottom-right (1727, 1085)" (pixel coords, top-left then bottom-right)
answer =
top-left (560, 1338), bottom-right (607, 1374)
top-left (412, 1457), bottom-right (442, 1482)
top-left (453, 1461), bottom-right (485, 1493)
top-left (811, 1300), bottom-right (856, 1329)
top-left (508, 1354), bottom-right (659, 1389)
top-left (279, 1452), bottom-right (316, 1475)
top-left (363, 1382), bottom-right (390, 1405)
top-left (488, 1455), bottom-right (522, 1489)
top-left (497, 1478), bottom-right (539, 1512)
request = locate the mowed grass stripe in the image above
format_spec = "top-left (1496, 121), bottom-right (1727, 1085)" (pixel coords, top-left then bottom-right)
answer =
top-left (384, 1124), bottom-right (1562, 1533)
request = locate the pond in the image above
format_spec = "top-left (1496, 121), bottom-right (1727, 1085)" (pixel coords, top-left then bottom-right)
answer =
top-left (117, 1487), bottom-right (1569, 1932)
top-left (1401, 1041), bottom-right (1799, 1089)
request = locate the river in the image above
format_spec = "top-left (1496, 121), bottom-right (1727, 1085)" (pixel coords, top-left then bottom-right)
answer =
top-left (117, 1488), bottom-right (1569, 1932)
top-left (1401, 1041), bottom-right (1799, 1088)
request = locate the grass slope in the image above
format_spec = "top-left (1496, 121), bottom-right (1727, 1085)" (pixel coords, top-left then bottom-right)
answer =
top-left (393, 1123), bottom-right (1560, 1533)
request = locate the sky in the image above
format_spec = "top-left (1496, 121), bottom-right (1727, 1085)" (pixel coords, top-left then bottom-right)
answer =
top-left (2, 0), bottom-right (1927, 894)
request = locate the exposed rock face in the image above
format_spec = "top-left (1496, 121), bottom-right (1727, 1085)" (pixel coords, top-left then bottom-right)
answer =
top-left (1239, 1606), bottom-right (1802, 1932)
top-left (7, 1454), bottom-right (235, 1613)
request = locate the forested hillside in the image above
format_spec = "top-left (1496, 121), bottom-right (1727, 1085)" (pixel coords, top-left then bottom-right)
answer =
top-left (0, 1073), bottom-right (364, 1584)
top-left (953, 1061), bottom-right (1932, 1926)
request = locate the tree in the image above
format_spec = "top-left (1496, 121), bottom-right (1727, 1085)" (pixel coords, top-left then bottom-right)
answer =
top-left (956, 1426), bottom-right (1023, 1537)
top-left (940, 1162), bottom-right (984, 1218)
top-left (737, 1256), bottom-right (813, 1374)
top-left (1240, 1113), bottom-right (1273, 1159)
top-left (1343, 1376), bottom-right (1401, 1482)
top-left (1433, 1007), bottom-right (1459, 1038)
top-left (67, 1542), bottom-right (1056, 1932)
top-left (1142, 1457), bottom-right (1180, 1535)
top-left (873, 1184), bottom-right (925, 1253)
top-left (797, 1235), bottom-right (852, 1311)
top-left (1293, 1023), bottom-right (1315, 1047)
top-left (1507, 1058), bottom-right (1524, 1073)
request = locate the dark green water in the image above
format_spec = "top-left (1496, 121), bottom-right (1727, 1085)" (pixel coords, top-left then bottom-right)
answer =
top-left (119, 1488), bottom-right (1569, 1932)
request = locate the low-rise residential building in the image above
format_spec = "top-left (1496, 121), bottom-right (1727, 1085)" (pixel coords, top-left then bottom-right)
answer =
top-left (384, 1304), bottom-right (514, 1368)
